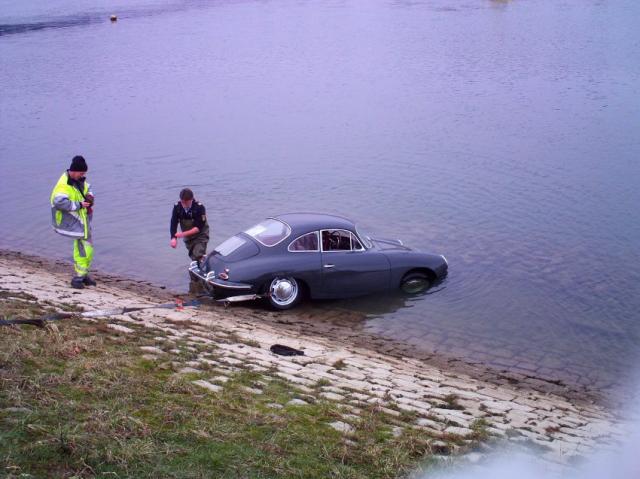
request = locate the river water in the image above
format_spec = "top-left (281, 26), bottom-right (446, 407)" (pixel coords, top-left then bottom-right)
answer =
top-left (1, 0), bottom-right (639, 398)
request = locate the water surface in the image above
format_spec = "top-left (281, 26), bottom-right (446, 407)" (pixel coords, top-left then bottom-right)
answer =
top-left (1, 0), bottom-right (639, 397)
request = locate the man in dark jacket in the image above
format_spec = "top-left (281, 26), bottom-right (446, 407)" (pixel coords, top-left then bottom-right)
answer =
top-left (169, 188), bottom-right (209, 263)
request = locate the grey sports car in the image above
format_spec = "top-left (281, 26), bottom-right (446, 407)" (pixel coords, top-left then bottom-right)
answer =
top-left (189, 213), bottom-right (448, 309)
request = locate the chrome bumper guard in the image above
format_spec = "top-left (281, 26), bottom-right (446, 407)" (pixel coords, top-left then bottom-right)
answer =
top-left (189, 261), bottom-right (252, 290)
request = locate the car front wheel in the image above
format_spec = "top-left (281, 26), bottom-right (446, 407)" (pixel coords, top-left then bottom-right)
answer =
top-left (268, 277), bottom-right (301, 310)
top-left (400, 272), bottom-right (432, 295)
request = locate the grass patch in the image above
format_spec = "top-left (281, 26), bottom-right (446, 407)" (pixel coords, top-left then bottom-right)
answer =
top-left (0, 295), bottom-right (459, 478)
top-left (439, 394), bottom-right (465, 411)
top-left (332, 359), bottom-right (347, 370)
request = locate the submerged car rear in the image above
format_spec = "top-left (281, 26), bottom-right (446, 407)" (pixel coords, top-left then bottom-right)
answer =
top-left (189, 235), bottom-right (259, 296)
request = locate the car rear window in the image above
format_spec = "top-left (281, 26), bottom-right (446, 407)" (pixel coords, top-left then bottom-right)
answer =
top-left (244, 219), bottom-right (291, 247)
top-left (215, 235), bottom-right (246, 256)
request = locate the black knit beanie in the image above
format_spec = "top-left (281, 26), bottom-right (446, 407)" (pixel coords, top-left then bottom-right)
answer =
top-left (69, 155), bottom-right (88, 172)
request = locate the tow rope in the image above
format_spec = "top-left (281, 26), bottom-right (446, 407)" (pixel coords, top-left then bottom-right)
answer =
top-left (0, 298), bottom-right (200, 328)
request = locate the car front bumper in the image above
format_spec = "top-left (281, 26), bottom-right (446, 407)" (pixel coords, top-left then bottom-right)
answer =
top-left (188, 261), bottom-right (253, 295)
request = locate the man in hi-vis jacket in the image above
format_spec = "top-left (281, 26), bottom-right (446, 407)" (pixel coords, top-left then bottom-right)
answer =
top-left (50, 155), bottom-right (96, 289)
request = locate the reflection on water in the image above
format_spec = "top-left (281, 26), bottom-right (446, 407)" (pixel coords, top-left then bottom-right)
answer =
top-left (1, 0), bottom-right (639, 398)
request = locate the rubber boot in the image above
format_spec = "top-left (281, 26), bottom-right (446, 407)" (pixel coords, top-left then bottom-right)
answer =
top-left (188, 279), bottom-right (201, 295)
top-left (71, 277), bottom-right (85, 289)
top-left (83, 276), bottom-right (97, 286)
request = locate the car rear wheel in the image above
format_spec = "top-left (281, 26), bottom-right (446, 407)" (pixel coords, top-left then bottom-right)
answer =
top-left (268, 277), bottom-right (301, 310)
top-left (400, 272), bottom-right (432, 295)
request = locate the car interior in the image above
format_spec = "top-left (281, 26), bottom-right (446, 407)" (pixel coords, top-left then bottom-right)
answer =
top-left (322, 230), bottom-right (352, 251)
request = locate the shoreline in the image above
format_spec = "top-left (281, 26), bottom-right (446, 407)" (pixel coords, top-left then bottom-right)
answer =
top-left (0, 249), bottom-right (623, 464)
top-left (0, 249), bottom-right (608, 407)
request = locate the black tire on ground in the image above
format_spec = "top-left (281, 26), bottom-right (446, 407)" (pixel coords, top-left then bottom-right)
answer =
top-left (267, 277), bottom-right (301, 310)
top-left (400, 272), bottom-right (433, 295)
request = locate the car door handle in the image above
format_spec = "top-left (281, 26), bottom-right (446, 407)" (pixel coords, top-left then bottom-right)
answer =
top-left (323, 264), bottom-right (335, 269)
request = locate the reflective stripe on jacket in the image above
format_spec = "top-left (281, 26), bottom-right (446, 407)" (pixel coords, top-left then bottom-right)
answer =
top-left (50, 172), bottom-right (92, 239)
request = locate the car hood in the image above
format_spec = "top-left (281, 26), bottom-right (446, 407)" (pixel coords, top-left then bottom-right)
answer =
top-left (369, 237), bottom-right (413, 251)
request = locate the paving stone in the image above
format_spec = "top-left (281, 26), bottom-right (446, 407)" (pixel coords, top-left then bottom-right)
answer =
top-left (481, 400), bottom-right (513, 415)
top-left (305, 363), bottom-right (333, 372)
top-left (245, 363), bottom-right (268, 372)
top-left (350, 392), bottom-right (371, 401)
top-left (192, 380), bottom-right (223, 393)
top-left (287, 399), bottom-right (309, 406)
top-left (321, 386), bottom-right (345, 395)
top-left (320, 392), bottom-right (345, 402)
top-left (107, 324), bottom-right (135, 333)
top-left (140, 346), bottom-right (164, 354)
top-left (333, 369), bottom-right (367, 381)
top-left (329, 421), bottom-right (355, 434)
top-left (267, 403), bottom-right (283, 409)
top-left (220, 357), bottom-right (244, 366)
top-left (342, 414), bottom-right (360, 422)
top-left (430, 408), bottom-right (470, 420)
top-left (380, 407), bottom-right (401, 417)
top-left (177, 367), bottom-right (201, 374)
top-left (211, 375), bottom-right (230, 383)
top-left (416, 418), bottom-right (442, 430)
top-left (275, 372), bottom-right (314, 386)
top-left (444, 426), bottom-right (473, 437)
top-left (477, 387), bottom-right (516, 402)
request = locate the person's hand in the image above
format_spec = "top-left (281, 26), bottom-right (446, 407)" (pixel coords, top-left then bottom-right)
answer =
top-left (170, 238), bottom-right (177, 248)
top-left (80, 201), bottom-right (91, 208)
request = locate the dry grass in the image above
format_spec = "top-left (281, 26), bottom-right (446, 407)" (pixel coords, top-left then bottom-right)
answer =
top-left (0, 292), bottom-right (468, 478)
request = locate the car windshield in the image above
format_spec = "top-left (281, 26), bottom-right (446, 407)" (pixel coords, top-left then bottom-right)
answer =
top-left (355, 226), bottom-right (372, 249)
top-left (214, 235), bottom-right (246, 256)
top-left (244, 219), bottom-right (291, 247)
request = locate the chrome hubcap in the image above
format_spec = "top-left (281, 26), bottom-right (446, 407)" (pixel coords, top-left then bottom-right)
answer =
top-left (270, 278), bottom-right (298, 306)
top-left (402, 278), bottom-right (429, 294)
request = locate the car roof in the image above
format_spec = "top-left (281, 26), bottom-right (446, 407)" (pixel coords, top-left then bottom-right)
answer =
top-left (273, 213), bottom-right (356, 233)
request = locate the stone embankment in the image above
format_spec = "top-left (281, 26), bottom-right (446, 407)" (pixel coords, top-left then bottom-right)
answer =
top-left (0, 253), bottom-right (623, 465)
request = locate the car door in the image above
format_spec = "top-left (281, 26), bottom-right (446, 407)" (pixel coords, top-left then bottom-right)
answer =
top-left (283, 231), bottom-right (323, 294)
top-left (320, 229), bottom-right (391, 297)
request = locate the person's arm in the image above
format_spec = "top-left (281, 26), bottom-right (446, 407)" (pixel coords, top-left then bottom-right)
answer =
top-left (52, 193), bottom-right (84, 212)
top-left (170, 205), bottom-right (179, 239)
top-left (170, 205), bottom-right (179, 248)
top-left (176, 227), bottom-right (199, 238)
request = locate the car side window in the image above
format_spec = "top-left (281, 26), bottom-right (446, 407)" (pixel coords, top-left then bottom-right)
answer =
top-left (288, 232), bottom-right (319, 252)
top-left (322, 230), bottom-right (352, 251)
top-left (351, 233), bottom-right (364, 251)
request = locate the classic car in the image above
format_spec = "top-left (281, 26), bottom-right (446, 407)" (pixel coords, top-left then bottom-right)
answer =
top-left (189, 213), bottom-right (448, 309)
